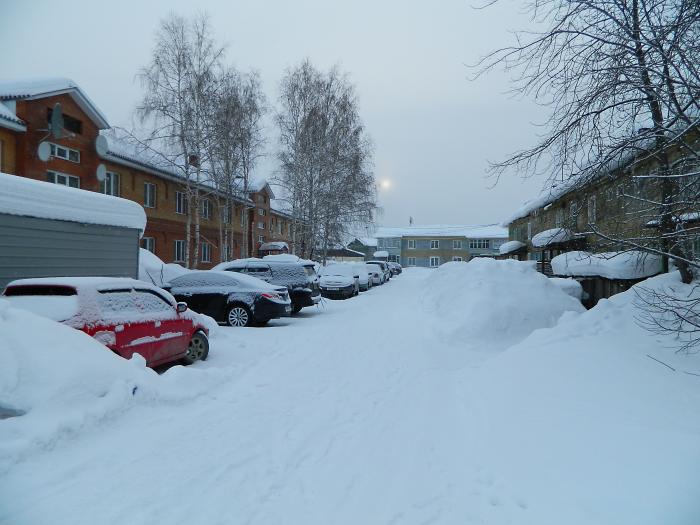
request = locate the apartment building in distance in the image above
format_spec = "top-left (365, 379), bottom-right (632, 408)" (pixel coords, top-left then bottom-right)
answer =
top-left (374, 225), bottom-right (508, 267)
top-left (0, 78), bottom-right (294, 269)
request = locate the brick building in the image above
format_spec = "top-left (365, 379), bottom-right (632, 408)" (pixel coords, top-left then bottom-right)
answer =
top-left (0, 78), bottom-right (294, 269)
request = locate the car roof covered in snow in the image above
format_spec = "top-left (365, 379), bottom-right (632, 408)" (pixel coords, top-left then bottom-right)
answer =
top-left (5, 276), bottom-right (165, 293)
top-left (0, 172), bottom-right (147, 232)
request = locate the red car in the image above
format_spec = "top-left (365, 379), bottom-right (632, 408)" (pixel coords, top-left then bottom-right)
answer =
top-left (2, 277), bottom-right (209, 368)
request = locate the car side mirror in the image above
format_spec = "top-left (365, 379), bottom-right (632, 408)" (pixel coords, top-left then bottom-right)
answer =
top-left (354, 275), bottom-right (360, 279)
top-left (176, 302), bottom-right (188, 313)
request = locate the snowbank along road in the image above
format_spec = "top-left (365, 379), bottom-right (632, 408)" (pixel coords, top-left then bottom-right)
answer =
top-left (1, 263), bottom-right (699, 525)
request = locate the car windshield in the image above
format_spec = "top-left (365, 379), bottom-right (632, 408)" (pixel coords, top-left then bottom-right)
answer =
top-left (321, 265), bottom-right (354, 277)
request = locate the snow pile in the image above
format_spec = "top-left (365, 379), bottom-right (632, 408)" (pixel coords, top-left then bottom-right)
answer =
top-left (531, 227), bottom-right (573, 247)
top-left (421, 259), bottom-right (584, 350)
top-left (549, 277), bottom-right (584, 300)
top-left (0, 298), bottom-right (227, 473)
top-left (470, 271), bottom-right (700, 522)
top-left (0, 172), bottom-right (146, 232)
top-left (552, 250), bottom-right (662, 279)
top-left (498, 239), bottom-right (526, 255)
top-left (138, 248), bottom-right (189, 287)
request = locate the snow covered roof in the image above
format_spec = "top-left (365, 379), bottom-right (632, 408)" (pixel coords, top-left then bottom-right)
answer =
top-left (498, 240), bottom-right (527, 255)
top-left (100, 129), bottom-right (180, 178)
top-left (0, 78), bottom-right (110, 129)
top-left (356, 237), bottom-right (377, 247)
top-left (0, 172), bottom-right (146, 232)
top-left (0, 102), bottom-right (25, 131)
top-left (374, 224), bottom-right (508, 239)
top-left (551, 250), bottom-right (662, 280)
top-left (531, 228), bottom-right (574, 248)
top-left (247, 178), bottom-right (275, 198)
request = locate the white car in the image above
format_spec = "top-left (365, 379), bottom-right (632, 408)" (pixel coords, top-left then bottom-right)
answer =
top-left (352, 263), bottom-right (373, 291)
top-left (319, 264), bottom-right (360, 299)
top-left (366, 263), bottom-right (385, 285)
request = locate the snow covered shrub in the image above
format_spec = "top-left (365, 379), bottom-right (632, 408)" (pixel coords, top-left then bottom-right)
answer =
top-left (421, 259), bottom-right (584, 350)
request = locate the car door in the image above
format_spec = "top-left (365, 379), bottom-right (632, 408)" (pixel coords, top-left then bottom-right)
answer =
top-left (96, 289), bottom-right (160, 365)
top-left (134, 289), bottom-right (191, 364)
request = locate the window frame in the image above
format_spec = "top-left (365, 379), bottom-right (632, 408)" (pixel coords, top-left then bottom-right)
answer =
top-left (46, 170), bottom-right (80, 188)
top-left (588, 195), bottom-right (597, 224)
top-left (453, 256), bottom-right (463, 262)
top-left (144, 182), bottom-right (157, 208)
top-left (49, 142), bottom-right (81, 164)
top-left (174, 240), bottom-right (186, 262)
top-left (430, 240), bottom-right (439, 249)
top-left (201, 242), bottom-right (211, 263)
top-left (141, 237), bottom-right (156, 253)
top-left (429, 256), bottom-right (440, 267)
top-left (175, 192), bottom-right (188, 215)
top-left (452, 240), bottom-right (462, 249)
top-left (200, 198), bottom-right (212, 220)
top-left (407, 257), bottom-right (416, 266)
top-left (100, 171), bottom-right (120, 197)
top-left (408, 239), bottom-right (416, 249)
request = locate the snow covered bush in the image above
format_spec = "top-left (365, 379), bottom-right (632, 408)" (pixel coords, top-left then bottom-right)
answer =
top-left (421, 259), bottom-right (584, 350)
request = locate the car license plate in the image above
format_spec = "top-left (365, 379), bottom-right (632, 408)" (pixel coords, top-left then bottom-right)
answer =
top-left (327, 287), bottom-right (339, 291)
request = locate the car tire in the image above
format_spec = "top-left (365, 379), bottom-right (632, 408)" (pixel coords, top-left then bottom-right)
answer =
top-left (291, 304), bottom-right (302, 315)
top-left (183, 330), bottom-right (209, 365)
top-left (227, 304), bottom-right (253, 327)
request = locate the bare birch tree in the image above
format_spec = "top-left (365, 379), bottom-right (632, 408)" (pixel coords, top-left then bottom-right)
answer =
top-left (275, 60), bottom-right (376, 260)
top-left (137, 13), bottom-right (223, 268)
top-left (473, 0), bottom-right (700, 282)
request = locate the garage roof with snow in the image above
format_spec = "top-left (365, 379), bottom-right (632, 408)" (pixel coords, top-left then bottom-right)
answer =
top-left (0, 172), bottom-right (147, 233)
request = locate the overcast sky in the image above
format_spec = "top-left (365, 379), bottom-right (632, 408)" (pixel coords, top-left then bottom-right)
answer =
top-left (2, 0), bottom-right (546, 229)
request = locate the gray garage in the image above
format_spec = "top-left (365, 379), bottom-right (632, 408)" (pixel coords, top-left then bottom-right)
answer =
top-left (0, 172), bottom-right (146, 289)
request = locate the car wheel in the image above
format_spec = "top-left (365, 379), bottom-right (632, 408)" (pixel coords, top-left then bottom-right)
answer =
top-left (183, 330), bottom-right (209, 365)
top-left (291, 304), bottom-right (302, 315)
top-left (227, 304), bottom-right (253, 327)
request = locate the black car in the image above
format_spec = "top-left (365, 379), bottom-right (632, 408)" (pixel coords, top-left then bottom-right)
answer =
top-left (166, 271), bottom-right (291, 327)
top-left (388, 262), bottom-right (402, 275)
top-left (213, 259), bottom-right (321, 314)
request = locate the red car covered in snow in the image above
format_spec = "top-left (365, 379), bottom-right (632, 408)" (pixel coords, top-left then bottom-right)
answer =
top-left (2, 277), bottom-right (210, 368)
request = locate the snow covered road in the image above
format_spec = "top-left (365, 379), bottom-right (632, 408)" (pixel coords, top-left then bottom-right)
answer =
top-left (2, 265), bottom-right (699, 524)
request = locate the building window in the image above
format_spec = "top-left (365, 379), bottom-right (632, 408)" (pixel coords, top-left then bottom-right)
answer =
top-left (100, 171), bottom-right (120, 196)
top-left (174, 240), bottom-right (186, 262)
top-left (175, 192), bottom-right (188, 215)
top-left (277, 221), bottom-right (282, 234)
top-left (240, 208), bottom-right (245, 226)
top-left (527, 221), bottom-right (532, 240)
top-left (407, 257), bottom-right (416, 266)
top-left (141, 237), bottom-right (155, 253)
top-left (144, 183), bottom-right (156, 208)
top-left (46, 170), bottom-right (79, 188)
top-left (588, 195), bottom-right (597, 224)
top-left (377, 238), bottom-right (385, 248)
top-left (408, 239), bottom-right (416, 249)
top-left (258, 221), bottom-right (265, 230)
top-left (258, 235), bottom-right (264, 243)
top-left (200, 198), bottom-right (211, 220)
top-left (430, 256), bottom-right (440, 267)
top-left (430, 240), bottom-right (439, 249)
top-left (49, 143), bottom-right (80, 163)
top-left (453, 256), bottom-right (463, 262)
top-left (258, 208), bottom-right (266, 216)
top-left (453, 240), bottom-right (462, 249)
top-left (469, 239), bottom-right (490, 249)
top-left (201, 242), bottom-right (211, 263)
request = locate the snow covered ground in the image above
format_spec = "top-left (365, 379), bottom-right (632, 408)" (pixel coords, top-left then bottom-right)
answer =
top-left (1, 262), bottom-right (700, 524)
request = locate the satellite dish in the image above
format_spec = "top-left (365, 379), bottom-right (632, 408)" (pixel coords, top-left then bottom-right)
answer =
top-left (95, 135), bottom-right (108, 156)
top-left (50, 103), bottom-right (64, 139)
top-left (37, 141), bottom-right (51, 162)
top-left (96, 164), bottom-right (107, 182)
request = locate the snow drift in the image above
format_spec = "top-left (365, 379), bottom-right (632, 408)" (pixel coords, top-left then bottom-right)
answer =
top-left (421, 259), bottom-right (585, 351)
